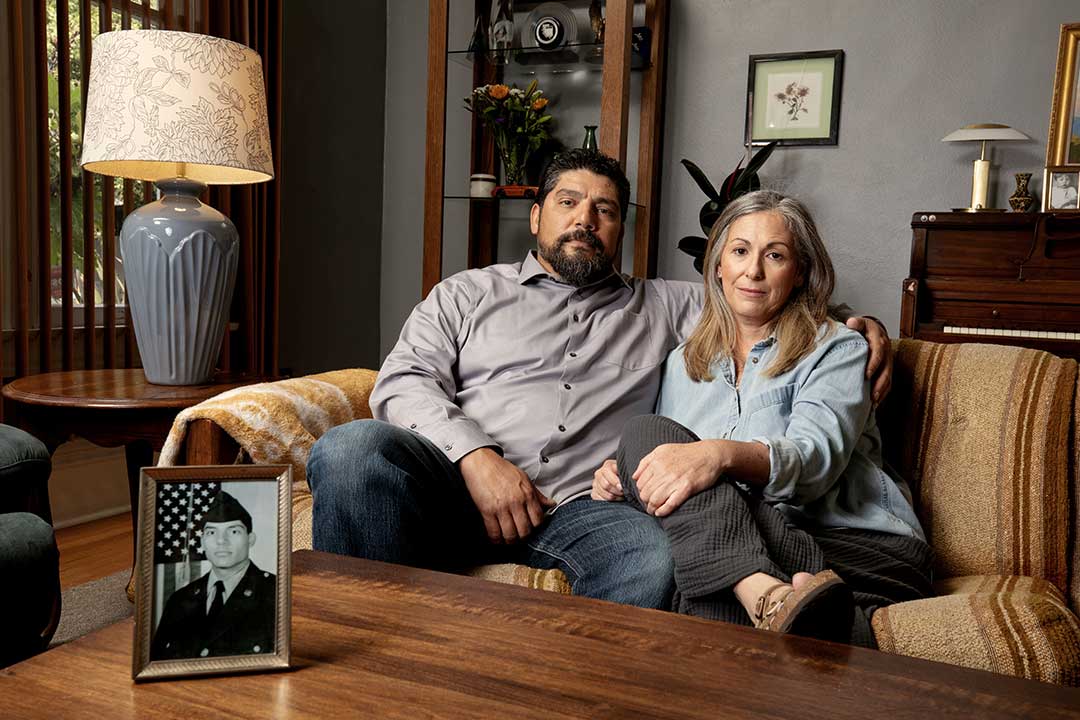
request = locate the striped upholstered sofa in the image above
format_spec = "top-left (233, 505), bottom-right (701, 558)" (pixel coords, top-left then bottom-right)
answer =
top-left (159, 339), bottom-right (1080, 685)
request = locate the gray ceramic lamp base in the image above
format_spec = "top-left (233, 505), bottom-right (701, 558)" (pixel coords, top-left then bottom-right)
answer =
top-left (120, 178), bottom-right (239, 385)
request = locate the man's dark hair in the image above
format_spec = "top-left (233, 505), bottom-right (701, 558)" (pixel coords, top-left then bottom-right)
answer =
top-left (535, 148), bottom-right (631, 221)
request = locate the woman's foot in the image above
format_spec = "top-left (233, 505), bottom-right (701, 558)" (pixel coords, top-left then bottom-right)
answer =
top-left (751, 569), bottom-right (854, 643)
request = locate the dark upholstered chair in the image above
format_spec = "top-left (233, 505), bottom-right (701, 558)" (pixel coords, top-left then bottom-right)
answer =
top-left (0, 424), bottom-right (60, 667)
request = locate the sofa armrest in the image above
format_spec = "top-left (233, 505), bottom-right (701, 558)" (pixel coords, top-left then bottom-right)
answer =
top-left (158, 368), bottom-right (378, 487)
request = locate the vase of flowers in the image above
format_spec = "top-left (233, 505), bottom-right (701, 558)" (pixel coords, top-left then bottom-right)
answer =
top-left (464, 80), bottom-right (552, 188)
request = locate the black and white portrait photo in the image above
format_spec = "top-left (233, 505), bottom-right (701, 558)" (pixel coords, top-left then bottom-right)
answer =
top-left (134, 467), bottom-right (291, 680)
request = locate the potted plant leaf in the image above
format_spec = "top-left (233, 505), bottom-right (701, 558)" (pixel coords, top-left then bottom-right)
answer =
top-left (677, 141), bottom-right (778, 273)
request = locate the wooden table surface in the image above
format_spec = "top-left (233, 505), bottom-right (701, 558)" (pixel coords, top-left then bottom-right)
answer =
top-left (3, 550), bottom-right (1078, 719)
top-left (1, 368), bottom-right (261, 409)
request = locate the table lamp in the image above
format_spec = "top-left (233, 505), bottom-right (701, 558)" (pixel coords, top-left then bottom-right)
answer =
top-left (81, 30), bottom-right (273, 385)
top-left (941, 123), bottom-right (1029, 212)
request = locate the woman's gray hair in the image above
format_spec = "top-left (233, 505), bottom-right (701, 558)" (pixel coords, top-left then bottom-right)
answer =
top-left (683, 190), bottom-right (837, 381)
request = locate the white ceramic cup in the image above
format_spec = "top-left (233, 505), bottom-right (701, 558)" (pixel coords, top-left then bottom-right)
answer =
top-left (470, 173), bottom-right (497, 197)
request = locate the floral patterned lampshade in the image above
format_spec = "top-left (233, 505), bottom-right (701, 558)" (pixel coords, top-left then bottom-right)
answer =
top-left (81, 30), bottom-right (273, 185)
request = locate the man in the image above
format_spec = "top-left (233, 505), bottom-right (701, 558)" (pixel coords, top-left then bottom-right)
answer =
top-left (308, 149), bottom-right (890, 609)
top-left (151, 491), bottom-right (276, 660)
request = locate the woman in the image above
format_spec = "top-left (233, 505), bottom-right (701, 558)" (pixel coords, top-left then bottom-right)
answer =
top-left (592, 190), bottom-right (932, 646)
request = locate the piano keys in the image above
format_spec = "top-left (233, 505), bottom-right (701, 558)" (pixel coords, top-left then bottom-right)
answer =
top-left (900, 211), bottom-right (1080, 360)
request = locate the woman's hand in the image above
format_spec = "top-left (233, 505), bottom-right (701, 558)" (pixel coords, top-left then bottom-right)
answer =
top-left (591, 459), bottom-right (624, 502)
top-left (633, 441), bottom-right (726, 517)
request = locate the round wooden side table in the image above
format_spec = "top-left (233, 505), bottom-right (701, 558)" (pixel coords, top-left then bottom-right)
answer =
top-left (2, 369), bottom-right (266, 597)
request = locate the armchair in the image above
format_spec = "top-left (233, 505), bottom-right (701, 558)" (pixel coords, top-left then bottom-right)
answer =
top-left (0, 424), bottom-right (61, 667)
top-left (159, 340), bottom-right (1080, 685)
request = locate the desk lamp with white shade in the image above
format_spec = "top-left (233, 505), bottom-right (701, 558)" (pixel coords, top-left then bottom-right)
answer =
top-left (81, 30), bottom-right (273, 385)
top-left (941, 123), bottom-right (1029, 212)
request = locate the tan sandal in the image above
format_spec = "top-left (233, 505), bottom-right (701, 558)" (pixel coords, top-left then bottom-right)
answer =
top-left (752, 569), bottom-right (854, 643)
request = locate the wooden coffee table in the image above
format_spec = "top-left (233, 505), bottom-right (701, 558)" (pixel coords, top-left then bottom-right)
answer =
top-left (2, 551), bottom-right (1078, 718)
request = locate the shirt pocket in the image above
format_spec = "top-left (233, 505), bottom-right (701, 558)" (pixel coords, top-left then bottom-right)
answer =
top-left (594, 311), bottom-right (669, 371)
top-left (743, 383), bottom-right (796, 419)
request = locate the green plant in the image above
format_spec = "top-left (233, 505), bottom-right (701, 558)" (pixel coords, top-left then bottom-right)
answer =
top-left (463, 80), bottom-right (553, 186)
top-left (677, 141), bottom-right (778, 273)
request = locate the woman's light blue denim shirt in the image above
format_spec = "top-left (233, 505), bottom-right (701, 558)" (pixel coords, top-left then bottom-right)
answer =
top-left (656, 322), bottom-right (926, 541)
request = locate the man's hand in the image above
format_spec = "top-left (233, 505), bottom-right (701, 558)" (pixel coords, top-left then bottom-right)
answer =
top-left (633, 441), bottom-right (725, 517)
top-left (458, 448), bottom-right (555, 544)
top-left (591, 459), bottom-right (624, 502)
top-left (846, 316), bottom-right (893, 405)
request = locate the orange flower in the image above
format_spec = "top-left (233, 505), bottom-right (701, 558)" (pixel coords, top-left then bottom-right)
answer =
top-left (488, 84), bottom-right (509, 100)
top-left (532, 97), bottom-right (549, 111)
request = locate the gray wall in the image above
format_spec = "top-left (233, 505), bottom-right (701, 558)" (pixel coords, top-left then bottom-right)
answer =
top-left (380, 0), bottom-right (429, 359)
top-left (381, 0), bottom-right (1076, 358)
top-left (281, 0), bottom-right (386, 375)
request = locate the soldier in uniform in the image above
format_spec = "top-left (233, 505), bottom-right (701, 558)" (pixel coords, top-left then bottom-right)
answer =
top-left (151, 491), bottom-right (276, 660)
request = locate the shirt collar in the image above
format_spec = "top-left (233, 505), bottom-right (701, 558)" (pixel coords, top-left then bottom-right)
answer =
top-left (517, 250), bottom-right (632, 291)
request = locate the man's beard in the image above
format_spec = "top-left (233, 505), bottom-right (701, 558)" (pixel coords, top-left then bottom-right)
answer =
top-left (539, 228), bottom-right (614, 287)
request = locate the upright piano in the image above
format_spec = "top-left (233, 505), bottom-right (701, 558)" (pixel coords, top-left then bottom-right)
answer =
top-left (900, 211), bottom-right (1080, 360)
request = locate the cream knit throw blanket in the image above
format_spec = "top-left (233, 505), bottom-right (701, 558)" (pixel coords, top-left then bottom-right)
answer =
top-left (157, 368), bottom-right (378, 549)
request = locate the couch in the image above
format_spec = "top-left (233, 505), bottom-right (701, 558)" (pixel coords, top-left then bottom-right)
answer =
top-left (158, 339), bottom-right (1080, 685)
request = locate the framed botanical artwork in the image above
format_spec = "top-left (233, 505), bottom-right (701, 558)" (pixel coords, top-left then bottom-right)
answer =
top-left (132, 465), bottom-right (292, 681)
top-left (1046, 23), bottom-right (1080, 167)
top-left (1044, 167), bottom-right (1080, 211)
top-left (745, 49), bottom-right (844, 147)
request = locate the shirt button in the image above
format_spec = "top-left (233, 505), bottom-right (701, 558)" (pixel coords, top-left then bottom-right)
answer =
top-left (444, 443), bottom-right (453, 451)
top-left (200, 648), bottom-right (210, 657)
top-left (569, 352), bottom-right (577, 358)
top-left (410, 423), bottom-right (417, 429)
top-left (541, 456), bottom-right (550, 463)
top-left (564, 383), bottom-right (572, 390)
top-left (751, 357), bottom-right (759, 364)
top-left (558, 425), bottom-right (566, 432)
top-left (572, 314), bottom-right (579, 322)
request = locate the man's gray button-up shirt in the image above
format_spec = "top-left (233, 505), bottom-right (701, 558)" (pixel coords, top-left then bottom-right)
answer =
top-left (371, 251), bottom-right (703, 503)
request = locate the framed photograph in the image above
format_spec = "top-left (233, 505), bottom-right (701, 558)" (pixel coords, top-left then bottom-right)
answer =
top-left (132, 465), bottom-right (292, 681)
top-left (1044, 167), bottom-right (1080, 211)
top-left (745, 49), bottom-right (844, 147)
top-left (1045, 23), bottom-right (1080, 167)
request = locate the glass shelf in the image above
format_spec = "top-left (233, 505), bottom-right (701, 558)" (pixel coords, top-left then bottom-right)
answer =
top-left (445, 195), bottom-right (644, 211)
top-left (448, 42), bottom-right (649, 73)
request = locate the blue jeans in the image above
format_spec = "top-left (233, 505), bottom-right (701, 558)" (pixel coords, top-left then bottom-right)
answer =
top-left (307, 419), bottom-right (674, 608)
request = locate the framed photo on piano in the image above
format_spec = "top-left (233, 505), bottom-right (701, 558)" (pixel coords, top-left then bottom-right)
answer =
top-left (1044, 167), bottom-right (1080, 211)
top-left (1045, 23), bottom-right (1080, 167)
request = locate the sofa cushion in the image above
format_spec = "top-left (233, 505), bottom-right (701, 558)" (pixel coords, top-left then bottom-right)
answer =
top-left (872, 574), bottom-right (1080, 685)
top-left (880, 341), bottom-right (1075, 596)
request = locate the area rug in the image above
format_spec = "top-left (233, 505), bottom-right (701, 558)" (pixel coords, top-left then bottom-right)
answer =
top-left (50, 569), bottom-right (134, 647)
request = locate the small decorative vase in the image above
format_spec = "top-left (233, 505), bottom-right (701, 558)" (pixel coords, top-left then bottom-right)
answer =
top-left (1009, 172), bottom-right (1034, 212)
top-left (499, 148), bottom-right (527, 186)
top-left (582, 125), bottom-right (598, 151)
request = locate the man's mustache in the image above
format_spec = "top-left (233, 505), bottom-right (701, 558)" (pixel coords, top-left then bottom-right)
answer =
top-left (557, 228), bottom-right (603, 252)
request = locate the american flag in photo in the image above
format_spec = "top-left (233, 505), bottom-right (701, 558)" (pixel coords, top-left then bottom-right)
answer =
top-left (153, 482), bottom-right (219, 564)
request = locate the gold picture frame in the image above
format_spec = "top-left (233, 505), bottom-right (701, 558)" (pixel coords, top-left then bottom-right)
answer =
top-left (1043, 166), bottom-right (1080, 211)
top-left (132, 465), bottom-right (292, 681)
top-left (1046, 23), bottom-right (1080, 167)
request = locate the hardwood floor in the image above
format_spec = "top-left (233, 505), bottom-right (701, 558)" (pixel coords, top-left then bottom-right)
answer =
top-left (54, 513), bottom-right (134, 590)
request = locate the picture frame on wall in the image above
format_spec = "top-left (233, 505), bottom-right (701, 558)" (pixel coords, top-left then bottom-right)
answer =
top-left (1044, 167), bottom-right (1080, 211)
top-left (1045, 23), bottom-right (1080, 167)
top-left (132, 465), bottom-right (292, 681)
top-left (745, 49), bottom-right (844, 147)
